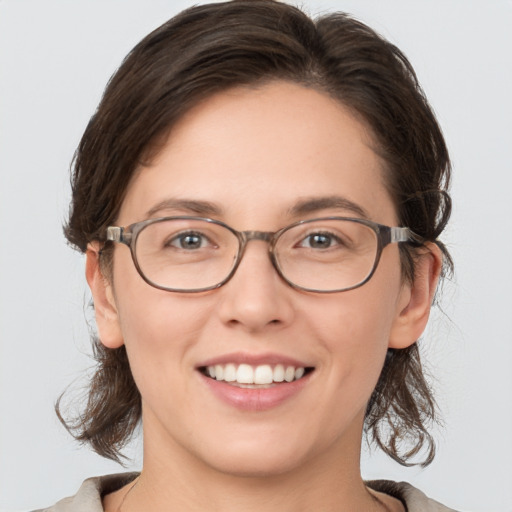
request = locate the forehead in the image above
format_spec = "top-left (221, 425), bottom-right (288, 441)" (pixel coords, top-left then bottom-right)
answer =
top-left (120, 81), bottom-right (395, 227)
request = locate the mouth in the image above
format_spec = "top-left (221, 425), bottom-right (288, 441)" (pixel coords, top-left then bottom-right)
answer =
top-left (199, 363), bottom-right (315, 388)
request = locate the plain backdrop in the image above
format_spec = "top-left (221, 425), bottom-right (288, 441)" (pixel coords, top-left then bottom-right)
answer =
top-left (1, 1), bottom-right (511, 511)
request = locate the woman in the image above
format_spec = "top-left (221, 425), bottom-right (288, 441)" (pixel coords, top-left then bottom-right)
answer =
top-left (38, 1), bottom-right (457, 510)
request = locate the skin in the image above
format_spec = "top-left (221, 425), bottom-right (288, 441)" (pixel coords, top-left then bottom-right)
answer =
top-left (87, 81), bottom-right (442, 512)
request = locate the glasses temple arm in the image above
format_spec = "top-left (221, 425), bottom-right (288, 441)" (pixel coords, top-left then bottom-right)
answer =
top-left (390, 227), bottom-right (425, 245)
top-left (106, 226), bottom-right (133, 244)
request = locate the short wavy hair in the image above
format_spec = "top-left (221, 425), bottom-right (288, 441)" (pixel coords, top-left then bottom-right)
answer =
top-left (58, 0), bottom-right (452, 466)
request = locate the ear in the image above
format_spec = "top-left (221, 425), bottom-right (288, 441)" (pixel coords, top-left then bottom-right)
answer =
top-left (85, 243), bottom-right (124, 349)
top-left (388, 243), bottom-right (443, 349)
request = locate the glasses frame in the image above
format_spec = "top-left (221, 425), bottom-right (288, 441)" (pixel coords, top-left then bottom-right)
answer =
top-left (105, 216), bottom-right (423, 293)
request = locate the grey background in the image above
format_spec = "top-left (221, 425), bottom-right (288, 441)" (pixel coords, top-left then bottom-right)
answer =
top-left (1, 1), bottom-right (511, 510)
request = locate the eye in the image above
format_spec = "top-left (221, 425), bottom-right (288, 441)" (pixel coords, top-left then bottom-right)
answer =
top-left (167, 231), bottom-right (210, 250)
top-left (299, 232), bottom-right (342, 249)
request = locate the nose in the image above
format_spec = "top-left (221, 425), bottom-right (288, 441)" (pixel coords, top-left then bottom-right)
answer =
top-left (217, 240), bottom-right (295, 332)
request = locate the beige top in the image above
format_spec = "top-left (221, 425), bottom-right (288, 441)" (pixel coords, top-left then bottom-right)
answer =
top-left (33, 473), bottom-right (459, 512)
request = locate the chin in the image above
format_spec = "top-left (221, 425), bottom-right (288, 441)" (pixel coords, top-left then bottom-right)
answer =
top-left (190, 428), bottom-right (321, 479)
top-left (204, 451), bottom-right (306, 479)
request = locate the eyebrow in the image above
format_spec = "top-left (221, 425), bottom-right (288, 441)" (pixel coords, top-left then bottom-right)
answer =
top-left (145, 198), bottom-right (223, 218)
top-left (145, 195), bottom-right (369, 221)
top-left (288, 196), bottom-right (370, 219)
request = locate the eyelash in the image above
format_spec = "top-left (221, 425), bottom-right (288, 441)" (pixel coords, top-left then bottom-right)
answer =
top-left (297, 231), bottom-right (345, 249)
top-left (166, 231), bottom-right (211, 250)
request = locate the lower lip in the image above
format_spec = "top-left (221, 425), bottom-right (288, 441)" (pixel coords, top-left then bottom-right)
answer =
top-left (199, 372), bottom-right (312, 411)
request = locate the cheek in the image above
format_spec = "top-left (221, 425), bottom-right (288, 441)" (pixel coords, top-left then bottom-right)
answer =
top-left (309, 294), bottom-right (392, 396)
top-left (285, 291), bottom-right (396, 453)
top-left (111, 252), bottom-right (213, 386)
top-left (115, 292), bottom-right (220, 426)
top-left (304, 260), bottom-right (403, 394)
top-left (116, 290), bottom-right (212, 357)
top-left (309, 276), bottom-right (400, 356)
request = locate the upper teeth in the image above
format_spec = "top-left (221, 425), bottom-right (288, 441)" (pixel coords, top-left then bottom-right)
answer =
top-left (206, 364), bottom-right (305, 385)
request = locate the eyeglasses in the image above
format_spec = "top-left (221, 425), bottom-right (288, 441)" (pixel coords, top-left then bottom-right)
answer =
top-left (105, 216), bottom-right (422, 293)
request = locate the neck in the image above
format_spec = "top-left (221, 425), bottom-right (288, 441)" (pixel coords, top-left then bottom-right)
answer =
top-left (112, 413), bottom-right (396, 512)
top-left (133, 461), bottom-right (380, 512)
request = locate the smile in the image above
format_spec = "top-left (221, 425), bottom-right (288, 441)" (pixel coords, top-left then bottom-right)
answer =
top-left (197, 354), bottom-right (315, 410)
top-left (202, 363), bottom-right (311, 387)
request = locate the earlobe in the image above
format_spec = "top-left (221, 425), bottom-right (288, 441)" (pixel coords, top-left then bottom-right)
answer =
top-left (388, 243), bottom-right (443, 349)
top-left (85, 243), bottom-right (125, 349)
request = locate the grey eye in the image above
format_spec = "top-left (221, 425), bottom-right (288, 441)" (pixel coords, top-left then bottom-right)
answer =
top-left (300, 232), bottom-right (340, 249)
top-left (169, 231), bottom-right (208, 250)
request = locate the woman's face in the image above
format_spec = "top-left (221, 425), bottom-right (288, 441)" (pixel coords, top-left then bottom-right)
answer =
top-left (95, 81), bottom-right (418, 477)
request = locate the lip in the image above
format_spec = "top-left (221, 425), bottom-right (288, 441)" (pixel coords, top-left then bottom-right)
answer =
top-left (196, 352), bottom-right (314, 412)
top-left (196, 351), bottom-right (311, 368)
top-left (199, 371), bottom-right (312, 411)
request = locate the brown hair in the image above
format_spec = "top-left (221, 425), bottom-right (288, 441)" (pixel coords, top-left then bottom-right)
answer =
top-left (58, 0), bottom-right (452, 466)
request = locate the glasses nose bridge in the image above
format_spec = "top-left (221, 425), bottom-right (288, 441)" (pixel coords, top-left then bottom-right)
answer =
top-left (237, 229), bottom-right (277, 263)
top-left (240, 230), bottom-right (274, 244)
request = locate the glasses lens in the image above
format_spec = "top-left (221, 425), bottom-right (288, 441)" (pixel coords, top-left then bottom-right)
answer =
top-left (275, 219), bottom-right (378, 291)
top-left (135, 219), bottom-right (239, 291)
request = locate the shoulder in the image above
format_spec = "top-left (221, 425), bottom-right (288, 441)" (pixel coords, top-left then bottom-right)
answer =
top-left (31, 474), bottom-right (459, 512)
top-left (367, 480), bottom-right (460, 512)
top-left (31, 473), bottom-right (139, 512)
